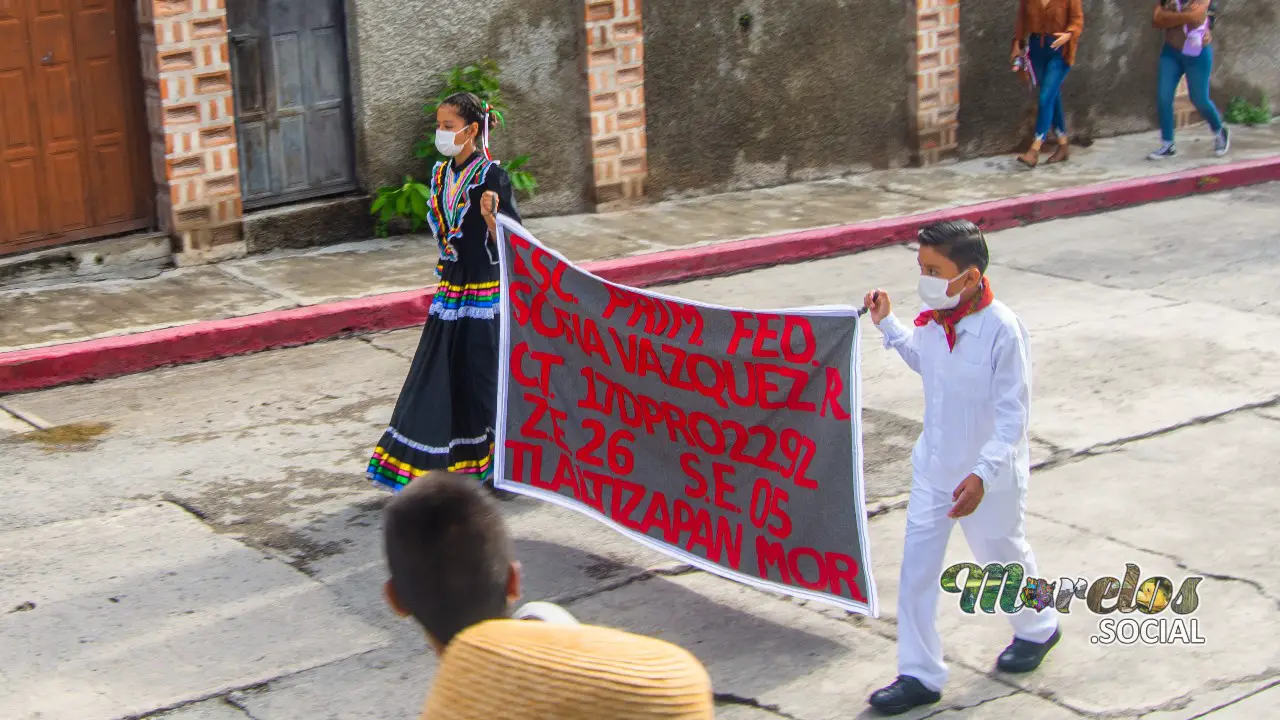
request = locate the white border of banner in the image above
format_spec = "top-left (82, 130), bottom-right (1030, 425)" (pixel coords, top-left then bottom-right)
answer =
top-left (493, 214), bottom-right (879, 618)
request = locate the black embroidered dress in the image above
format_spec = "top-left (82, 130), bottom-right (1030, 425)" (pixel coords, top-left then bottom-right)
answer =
top-left (367, 153), bottom-right (520, 490)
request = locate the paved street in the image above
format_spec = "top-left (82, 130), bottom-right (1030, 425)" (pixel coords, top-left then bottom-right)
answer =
top-left (4, 184), bottom-right (1279, 719)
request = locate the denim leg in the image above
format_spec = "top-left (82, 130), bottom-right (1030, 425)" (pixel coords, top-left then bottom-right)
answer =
top-left (1157, 45), bottom-right (1185, 143)
top-left (1029, 40), bottom-right (1051, 140)
top-left (1184, 44), bottom-right (1224, 132)
top-left (1033, 46), bottom-right (1069, 140)
top-left (1051, 59), bottom-right (1069, 136)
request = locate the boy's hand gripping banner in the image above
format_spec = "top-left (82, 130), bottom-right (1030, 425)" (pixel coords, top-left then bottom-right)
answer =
top-left (493, 215), bottom-right (878, 616)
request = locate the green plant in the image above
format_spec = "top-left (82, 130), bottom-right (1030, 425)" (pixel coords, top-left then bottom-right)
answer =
top-left (371, 177), bottom-right (431, 237)
top-left (371, 59), bottom-right (538, 237)
top-left (1225, 96), bottom-right (1272, 126)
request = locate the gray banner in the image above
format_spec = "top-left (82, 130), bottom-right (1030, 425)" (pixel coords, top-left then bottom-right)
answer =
top-left (494, 216), bottom-right (877, 615)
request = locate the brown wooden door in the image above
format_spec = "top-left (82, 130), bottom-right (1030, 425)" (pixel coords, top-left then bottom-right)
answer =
top-left (0, 0), bottom-right (152, 256)
top-left (227, 0), bottom-right (356, 210)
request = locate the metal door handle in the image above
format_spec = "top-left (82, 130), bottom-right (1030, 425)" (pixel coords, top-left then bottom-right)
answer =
top-left (40, 51), bottom-right (54, 65)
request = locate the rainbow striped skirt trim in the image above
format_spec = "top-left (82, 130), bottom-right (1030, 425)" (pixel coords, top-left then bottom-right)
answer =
top-left (367, 427), bottom-right (494, 492)
top-left (428, 279), bottom-right (500, 322)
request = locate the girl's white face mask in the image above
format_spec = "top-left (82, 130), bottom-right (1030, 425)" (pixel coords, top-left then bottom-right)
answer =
top-left (435, 126), bottom-right (471, 157)
top-left (918, 273), bottom-right (966, 310)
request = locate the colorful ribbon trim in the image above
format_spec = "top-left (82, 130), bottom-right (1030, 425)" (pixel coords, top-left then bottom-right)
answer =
top-left (428, 279), bottom-right (500, 321)
top-left (425, 156), bottom-right (492, 262)
top-left (482, 102), bottom-right (493, 161)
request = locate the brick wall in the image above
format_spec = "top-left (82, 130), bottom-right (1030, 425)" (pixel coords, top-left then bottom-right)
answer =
top-left (137, 0), bottom-right (244, 264)
top-left (908, 0), bottom-right (960, 166)
top-left (584, 0), bottom-right (648, 209)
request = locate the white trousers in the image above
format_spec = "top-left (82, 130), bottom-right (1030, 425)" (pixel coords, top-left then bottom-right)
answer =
top-left (897, 479), bottom-right (1058, 692)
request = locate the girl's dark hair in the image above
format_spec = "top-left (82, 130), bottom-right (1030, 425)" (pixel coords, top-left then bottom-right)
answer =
top-left (440, 92), bottom-right (499, 133)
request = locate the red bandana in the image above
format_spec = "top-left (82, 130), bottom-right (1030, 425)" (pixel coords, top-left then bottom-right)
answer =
top-left (915, 279), bottom-right (994, 351)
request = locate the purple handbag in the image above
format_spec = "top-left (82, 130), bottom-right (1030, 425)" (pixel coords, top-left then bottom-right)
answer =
top-left (1176, 0), bottom-right (1209, 57)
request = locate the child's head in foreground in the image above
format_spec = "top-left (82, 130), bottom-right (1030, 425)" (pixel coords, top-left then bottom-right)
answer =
top-left (382, 471), bottom-right (522, 653)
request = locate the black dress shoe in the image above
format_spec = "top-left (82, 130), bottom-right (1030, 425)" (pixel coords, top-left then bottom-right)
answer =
top-left (868, 675), bottom-right (942, 715)
top-left (997, 628), bottom-right (1062, 673)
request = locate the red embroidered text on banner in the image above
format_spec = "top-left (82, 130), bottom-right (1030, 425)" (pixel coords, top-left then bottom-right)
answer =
top-left (492, 215), bottom-right (879, 616)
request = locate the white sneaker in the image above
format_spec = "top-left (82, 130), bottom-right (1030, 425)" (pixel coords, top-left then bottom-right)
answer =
top-left (1148, 143), bottom-right (1177, 161)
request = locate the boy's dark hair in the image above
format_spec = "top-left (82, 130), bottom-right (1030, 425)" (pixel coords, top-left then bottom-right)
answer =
top-left (440, 92), bottom-right (498, 132)
top-left (917, 220), bottom-right (989, 274)
top-left (384, 472), bottom-right (515, 646)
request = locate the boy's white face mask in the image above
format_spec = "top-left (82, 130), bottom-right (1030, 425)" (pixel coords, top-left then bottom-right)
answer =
top-left (918, 273), bottom-right (966, 310)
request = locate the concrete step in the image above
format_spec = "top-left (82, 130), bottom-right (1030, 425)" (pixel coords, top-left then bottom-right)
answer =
top-left (0, 231), bottom-right (171, 291)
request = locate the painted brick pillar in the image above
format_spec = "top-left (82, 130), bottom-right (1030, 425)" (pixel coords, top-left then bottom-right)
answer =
top-left (908, 0), bottom-right (960, 166)
top-left (584, 0), bottom-right (648, 209)
top-left (137, 0), bottom-right (244, 265)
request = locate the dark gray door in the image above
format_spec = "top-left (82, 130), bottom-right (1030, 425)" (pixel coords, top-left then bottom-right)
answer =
top-left (227, 0), bottom-right (356, 209)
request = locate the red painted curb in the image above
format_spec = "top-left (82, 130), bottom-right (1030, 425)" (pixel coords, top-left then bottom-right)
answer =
top-left (3, 156), bottom-right (1277, 394)
top-left (0, 289), bottom-right (435, 394)
top-left (587, 155), bottom-right (1280, 287)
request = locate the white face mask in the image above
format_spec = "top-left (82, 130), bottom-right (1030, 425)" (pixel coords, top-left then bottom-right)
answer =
top-left (435, 126), bottom-right (471, 157)
top-left (918, 273), bottom-right (968, 310)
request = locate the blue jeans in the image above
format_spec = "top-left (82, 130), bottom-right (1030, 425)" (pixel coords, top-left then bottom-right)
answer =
top-left (1029, 36), bottom-right (1069, 140)
top-left (1158, 43), bottom-right (1224, 143)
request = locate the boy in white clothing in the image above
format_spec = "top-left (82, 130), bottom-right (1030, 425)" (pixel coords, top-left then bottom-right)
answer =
top-left (863, 220), bottom-right (1060, 715)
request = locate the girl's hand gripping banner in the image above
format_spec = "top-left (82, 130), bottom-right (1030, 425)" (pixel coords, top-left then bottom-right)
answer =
top-left (493, 214), bottom-right (878, 616)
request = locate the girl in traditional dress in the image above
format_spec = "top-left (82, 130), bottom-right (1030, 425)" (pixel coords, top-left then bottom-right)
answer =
top-left (368, 92), bottom-right (521, 496)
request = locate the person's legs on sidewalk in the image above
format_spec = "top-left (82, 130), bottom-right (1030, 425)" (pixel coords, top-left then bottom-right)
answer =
top-left (1045, 59), bottom-right (1072, 164)
top-left (1052, 88), bottom-right (1068, 139)
top-left (1152, 44), bottom-right (1185, 159)
top-left (1042, 55), bottom-right (1069, 135)
top-left (1021, 40), bottom-right (1069, 167)
top-left (1184, 44), bottom-right (1230, 156)
top-left (1184, 45), bottom-right (1224, 132)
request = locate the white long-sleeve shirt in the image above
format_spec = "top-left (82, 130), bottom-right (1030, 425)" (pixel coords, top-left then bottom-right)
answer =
top-left (876, 300), bottom-right (1032, 496)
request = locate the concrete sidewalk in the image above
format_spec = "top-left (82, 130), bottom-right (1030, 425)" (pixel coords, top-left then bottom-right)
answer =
top-left (2, 125), bottom-right (1278, 359)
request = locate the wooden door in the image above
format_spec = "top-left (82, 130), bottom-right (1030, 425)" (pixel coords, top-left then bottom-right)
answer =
top-left (227, 0), bottom-right (356, 210)
top-left (0, 0), bottom-right (152, 256)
